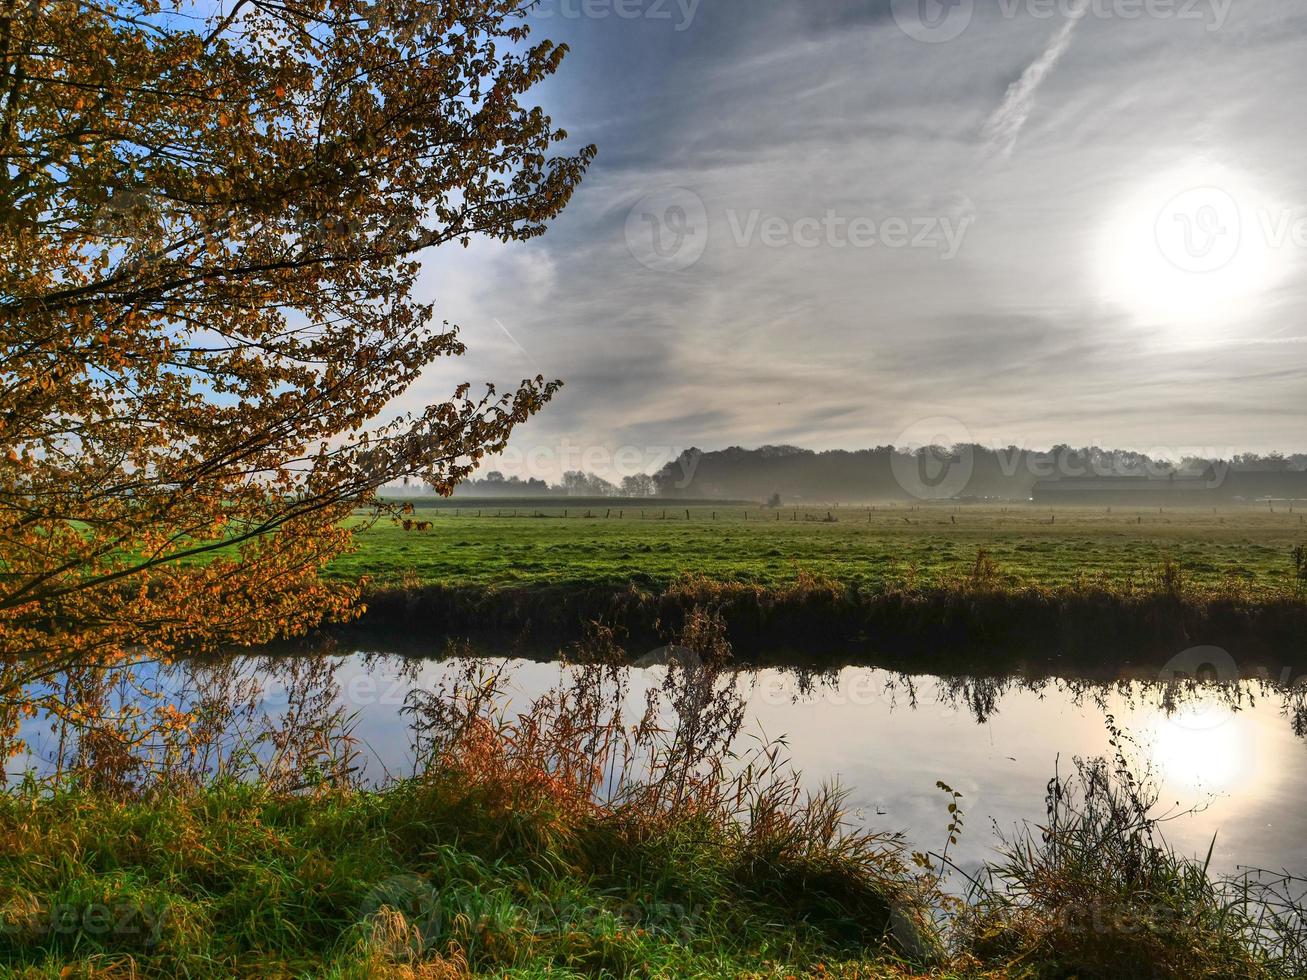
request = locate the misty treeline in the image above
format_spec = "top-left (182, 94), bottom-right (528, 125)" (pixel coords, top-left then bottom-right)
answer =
top-left (410, 445), bottom-right (1307, 503)
top-left (403, 470), bottom-right (659, 498)
top-left (652, 445), bottom-right (1306, 504)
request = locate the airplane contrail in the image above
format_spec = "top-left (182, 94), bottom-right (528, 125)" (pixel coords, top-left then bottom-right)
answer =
top-left (492, 317), bottom-right (536, 368)
top-left (983, 1), bottom-right (1088, 157)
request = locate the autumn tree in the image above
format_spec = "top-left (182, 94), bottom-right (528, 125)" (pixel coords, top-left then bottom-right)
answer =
top-left (0, 0), bottom-right (594, 735)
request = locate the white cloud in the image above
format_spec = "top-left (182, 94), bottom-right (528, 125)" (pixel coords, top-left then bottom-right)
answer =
top-left (394, 0), bottom-right (1307, 470)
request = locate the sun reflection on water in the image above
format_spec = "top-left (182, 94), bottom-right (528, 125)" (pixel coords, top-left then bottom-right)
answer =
top-left (1143, 700), bottom-right (1260, 799)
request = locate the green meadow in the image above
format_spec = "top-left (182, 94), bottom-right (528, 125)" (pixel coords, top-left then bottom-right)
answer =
top-left (331, 503), bottom-right (1307, 596)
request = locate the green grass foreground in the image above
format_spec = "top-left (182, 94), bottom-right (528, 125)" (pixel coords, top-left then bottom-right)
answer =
top-left (0, 765), bottom-right (1300, 979)
top-left (0, 777), bottom-right (928, 979)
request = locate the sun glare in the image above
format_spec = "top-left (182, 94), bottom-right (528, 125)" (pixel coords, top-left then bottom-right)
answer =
top-left (1095, 163), bottom-right (1294, 336)
top-left (1146, 705), bottom-right (1257, 798)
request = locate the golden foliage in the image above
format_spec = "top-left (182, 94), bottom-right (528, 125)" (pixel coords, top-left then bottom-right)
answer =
top-left (0, 0), bottom-right (591, 735)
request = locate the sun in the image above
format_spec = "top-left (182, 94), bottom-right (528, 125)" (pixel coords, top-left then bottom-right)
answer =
top-left (1095, 162), bottom-right (1292, 336)
top-left (1145, 704), bottom-right (1256, 798)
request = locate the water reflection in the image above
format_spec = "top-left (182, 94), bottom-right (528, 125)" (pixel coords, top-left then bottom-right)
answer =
top-left (9, 643), bottom-right (1307, 881)
top-left (1148, 710), bottom-right (1253, 796)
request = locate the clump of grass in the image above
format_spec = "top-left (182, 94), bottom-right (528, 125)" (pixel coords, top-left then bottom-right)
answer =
top-left (1157, 557), bottom-right (1189, 598)
top-left (399, 608), bottom-right (936, 957)
top-left (951, 547), bottom-right (1003, 590)
top-left (958, 719), bottom-right (1307, 979)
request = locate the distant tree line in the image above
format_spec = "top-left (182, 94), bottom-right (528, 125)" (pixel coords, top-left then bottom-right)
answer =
top-left (390, 447), bottom-right (1307, 503)
top-left (649, 446), bottom-right (1307, 504)
top-left (421, 470), bottom-right (659, 498)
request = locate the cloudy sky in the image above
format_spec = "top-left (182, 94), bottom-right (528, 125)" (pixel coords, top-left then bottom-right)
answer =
top-left (407, 0), bottom-right (1307, 482)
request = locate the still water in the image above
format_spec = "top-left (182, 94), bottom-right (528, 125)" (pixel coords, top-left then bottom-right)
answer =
top-left (23, 646), bottom-right (1304, 884)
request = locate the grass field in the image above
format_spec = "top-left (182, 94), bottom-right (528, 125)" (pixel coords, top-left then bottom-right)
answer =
top-left (329, 503), bottom-right (1307, 596)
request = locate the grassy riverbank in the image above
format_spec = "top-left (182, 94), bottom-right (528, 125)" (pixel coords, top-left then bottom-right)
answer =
top-left (4, 610), bottom-right (1303, 978)
top-left (349, 572), bottom-right (1307, 670)
top-left (0, 777), bottom-right (926, 978)
top-left (1, 733), bottom-right (1301, 978)
top-left (311, 506), bottom-right (1307, 660)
